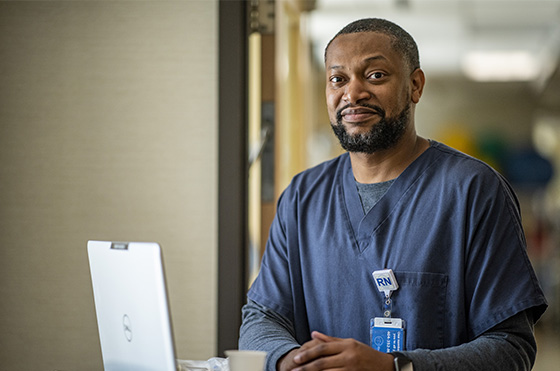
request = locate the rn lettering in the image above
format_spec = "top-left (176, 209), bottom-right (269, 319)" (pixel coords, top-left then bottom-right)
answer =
top-left (376, 277), bottom-right (392, 286)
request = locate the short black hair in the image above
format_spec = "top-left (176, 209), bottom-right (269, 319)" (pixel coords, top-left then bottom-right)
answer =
top-left (325, 18), bottom-right (420, 72)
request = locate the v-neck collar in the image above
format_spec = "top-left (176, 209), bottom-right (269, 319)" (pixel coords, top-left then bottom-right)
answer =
top-left (340, 141), bottom-right (441, 252)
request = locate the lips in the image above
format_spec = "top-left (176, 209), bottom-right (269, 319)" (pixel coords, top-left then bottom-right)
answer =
top-left (340, 106), bottom-right (383, 123)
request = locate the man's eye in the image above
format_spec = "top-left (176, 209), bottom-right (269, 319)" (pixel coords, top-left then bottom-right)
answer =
top-left (329, 76), bottom-right (344, 83)
top-left (369, 72), bottom-right (385, 80)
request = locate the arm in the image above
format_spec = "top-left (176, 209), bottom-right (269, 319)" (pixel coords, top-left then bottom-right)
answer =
top-left (239, 299), bottom-right (394, 371)
top-left (401, 309), bottom-right (537, 371)
top-left (241, 298), bottom-right (537, 371)
top-left (239, 299), bottom-right (300, 371)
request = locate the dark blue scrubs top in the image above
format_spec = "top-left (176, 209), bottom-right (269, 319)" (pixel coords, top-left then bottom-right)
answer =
top-left (248, 141), bottom-right (547, 350)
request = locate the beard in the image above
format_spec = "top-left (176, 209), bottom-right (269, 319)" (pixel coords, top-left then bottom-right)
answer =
top-left (330, 102), bottom-right (411, 154)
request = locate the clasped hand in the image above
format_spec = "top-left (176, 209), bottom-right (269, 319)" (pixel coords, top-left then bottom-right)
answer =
top-left (278, 331), bottom-right (394, 371)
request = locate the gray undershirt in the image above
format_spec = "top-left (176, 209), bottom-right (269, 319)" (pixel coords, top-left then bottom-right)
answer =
top-left (356, 179), bottom-right (396, 214)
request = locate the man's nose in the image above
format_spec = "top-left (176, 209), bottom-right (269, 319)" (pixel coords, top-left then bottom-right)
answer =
top-left (342, 78), bottom-right (371, 104)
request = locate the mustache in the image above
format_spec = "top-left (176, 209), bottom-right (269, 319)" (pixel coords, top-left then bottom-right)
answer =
top-left (336, 103), bottom-right (386, 123)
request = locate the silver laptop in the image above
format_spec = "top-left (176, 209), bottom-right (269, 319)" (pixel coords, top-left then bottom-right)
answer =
top-left (87, 240), bottom-right (177, 371)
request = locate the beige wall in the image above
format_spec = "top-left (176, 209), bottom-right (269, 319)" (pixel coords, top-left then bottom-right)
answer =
top-left (0, 1), bottom-right (218, 369)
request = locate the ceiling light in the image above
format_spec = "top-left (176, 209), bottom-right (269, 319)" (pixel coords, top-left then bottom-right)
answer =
top-left (462, 50), bottom-right (541, 82)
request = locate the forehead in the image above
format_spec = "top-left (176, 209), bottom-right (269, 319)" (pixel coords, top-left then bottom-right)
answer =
top-left (325, 32), bottom-right (401, 68)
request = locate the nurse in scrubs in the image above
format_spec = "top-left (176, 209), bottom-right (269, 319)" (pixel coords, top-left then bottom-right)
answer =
top-left (239, 18), bottom-right (547, 371)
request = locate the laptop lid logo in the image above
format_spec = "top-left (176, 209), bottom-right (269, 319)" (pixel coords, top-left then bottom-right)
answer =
top-left (123, 314), bottom-right (133, 342)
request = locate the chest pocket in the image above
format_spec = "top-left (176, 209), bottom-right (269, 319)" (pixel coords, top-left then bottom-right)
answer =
top-left (388, 272), bottom-right (448, 350)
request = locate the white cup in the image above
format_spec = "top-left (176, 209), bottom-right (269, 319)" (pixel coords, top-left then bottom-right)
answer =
top-left (225, 350), bottom-right (267, 371)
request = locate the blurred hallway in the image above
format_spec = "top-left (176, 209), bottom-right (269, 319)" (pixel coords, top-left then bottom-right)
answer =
top-left (535, 328), bottom-right (560, 370)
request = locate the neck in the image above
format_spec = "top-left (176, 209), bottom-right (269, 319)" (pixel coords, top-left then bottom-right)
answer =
top-left (349, 133), bottom-right (429, 184)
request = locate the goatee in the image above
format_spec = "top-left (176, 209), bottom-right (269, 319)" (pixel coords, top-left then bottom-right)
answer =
top-left (331, 103), bottom-right (411, 154)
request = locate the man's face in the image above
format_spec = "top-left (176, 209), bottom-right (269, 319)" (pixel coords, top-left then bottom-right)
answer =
top-left (325, 32), bottom-right (416, 153)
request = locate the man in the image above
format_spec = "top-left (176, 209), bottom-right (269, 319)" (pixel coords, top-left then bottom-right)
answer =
top-left (239, 18), bottom-right (547, 371)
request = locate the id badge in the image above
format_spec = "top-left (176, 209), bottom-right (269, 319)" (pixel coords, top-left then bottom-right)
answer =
top-left (370, 317), bottom-right (405, 352)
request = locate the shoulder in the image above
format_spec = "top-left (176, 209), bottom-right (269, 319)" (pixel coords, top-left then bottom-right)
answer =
top-left (427, 140), bottom-right (520, 210)
top-left (276, 153), bottom-right (349, 208)
top-left (429, 140), bottom-right (507, 184)
top-left (429, 140), bottom-right (495, 173)
top-left (286, 153), bottom-right (349, 192)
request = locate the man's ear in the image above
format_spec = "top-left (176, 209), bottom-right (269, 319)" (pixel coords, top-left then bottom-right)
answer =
top-left (410, 68), bottom-right (425, 104)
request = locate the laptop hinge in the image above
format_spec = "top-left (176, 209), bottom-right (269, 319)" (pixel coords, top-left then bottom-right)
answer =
top-left (111, 242), bottom-right (129, 250)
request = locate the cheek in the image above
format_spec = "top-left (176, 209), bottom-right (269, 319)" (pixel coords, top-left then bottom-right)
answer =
top-left (386, 85), bottom-right (410, 113)
top-left (326, 91), bottom-right (341, 120)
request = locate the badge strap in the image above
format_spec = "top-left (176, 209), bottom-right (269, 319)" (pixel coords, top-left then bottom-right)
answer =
top-left (383, 295), bottom-right (393, 318)
top-left (372, 269), bottom-right (399, 318)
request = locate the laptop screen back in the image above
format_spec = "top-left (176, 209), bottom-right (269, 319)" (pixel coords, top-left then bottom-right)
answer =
top-left (87, 241), bottom-right (176, 371)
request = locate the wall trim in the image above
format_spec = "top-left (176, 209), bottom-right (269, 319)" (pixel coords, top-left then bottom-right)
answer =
top-left (217, 0), bottom-right (248, 356)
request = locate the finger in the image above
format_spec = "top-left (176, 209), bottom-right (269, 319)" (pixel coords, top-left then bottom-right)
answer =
top-left (311, 331), bottom-right (340, 342)
top-left (293, 341), bottom-right (341, 365)
top-left (292, 351), bottom-right (346, 371)
top-left (300, 338), bottom-right (326, 351)
top-left (290, 338), bottom-right (328, 368)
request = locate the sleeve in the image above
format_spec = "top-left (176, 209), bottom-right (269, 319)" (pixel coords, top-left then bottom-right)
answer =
top-left (398, 310), bottom-right (537, 371)
top-left (463, 172), bottom-right (547, 338)
top-left (239, 299), bottom-right (300, 371)
top-left (247, 189), bottom-right (297, 321)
